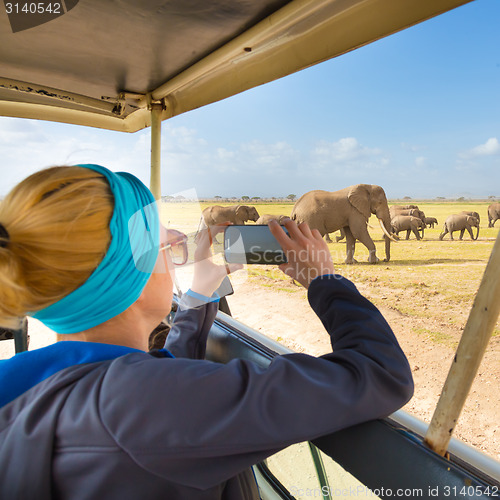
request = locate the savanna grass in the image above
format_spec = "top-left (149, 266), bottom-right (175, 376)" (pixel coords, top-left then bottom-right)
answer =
top-left (160, 201), bottom-right (499, 338)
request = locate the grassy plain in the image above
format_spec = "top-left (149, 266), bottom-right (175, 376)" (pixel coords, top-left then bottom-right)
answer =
top-left (160, 201), bottom-right (499, 339)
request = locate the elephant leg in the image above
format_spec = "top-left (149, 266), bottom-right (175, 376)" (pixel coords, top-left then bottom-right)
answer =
top-left (439, 226), bottom-right (447, 240)
top-left (466, 227), bottom-right (474, 240)
top-left (459, 228), bottom-right (465, 240)
top-left (450, 231), bottom-right (454, 240)
top-left (324, 233), bottom-right (333, 243)
top-left (352, 226), bottom-right (378, 264)
top-left (343, 227), bottom-right (357, 264)
top-left (405, 229), bottom-right (410, 240)
top-left (414, 227), bottom-right (421, 240)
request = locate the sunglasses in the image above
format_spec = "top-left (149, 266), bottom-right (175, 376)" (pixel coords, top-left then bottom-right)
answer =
top-left (159, 229), bottom-right (188, 266)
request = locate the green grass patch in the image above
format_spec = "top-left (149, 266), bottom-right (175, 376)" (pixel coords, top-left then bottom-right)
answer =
top-left (412, 326), bottom-right (459, 349)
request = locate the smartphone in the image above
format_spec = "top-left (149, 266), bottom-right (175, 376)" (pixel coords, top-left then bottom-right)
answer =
top-left (224, 225), bottom-right (287, 265)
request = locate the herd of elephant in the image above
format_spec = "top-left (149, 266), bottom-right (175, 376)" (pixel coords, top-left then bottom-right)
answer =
top-left (202, 186), bottom-right (500, 264)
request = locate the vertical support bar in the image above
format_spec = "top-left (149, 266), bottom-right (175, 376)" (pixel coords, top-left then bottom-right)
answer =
top-left (150, 103), bottom-right (162, 200)
top-left (425, 230), bottom-right (500, 456)
top-left (14, 317), bottom-right (29, 353)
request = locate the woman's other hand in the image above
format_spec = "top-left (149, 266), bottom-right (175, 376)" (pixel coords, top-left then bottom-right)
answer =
top-left (190, 223), bottom-right (242, 298)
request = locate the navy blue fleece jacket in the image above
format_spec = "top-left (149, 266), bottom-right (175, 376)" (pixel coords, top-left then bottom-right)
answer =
top-left (0, 275), bottom-right (413, 499)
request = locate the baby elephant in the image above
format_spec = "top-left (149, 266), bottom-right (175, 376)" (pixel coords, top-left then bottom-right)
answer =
top-left (424, 217), bottom-right (438, 228)
top-left (255, 214), bottom-right (289, 225)
top-left (391, 215), bottom-right (425, 240)
top-left (439, 214), bottom-right (479, 240)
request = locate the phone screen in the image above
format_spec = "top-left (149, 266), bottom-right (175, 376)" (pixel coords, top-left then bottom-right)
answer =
top-left (224, 225), bottom-right (287, 265)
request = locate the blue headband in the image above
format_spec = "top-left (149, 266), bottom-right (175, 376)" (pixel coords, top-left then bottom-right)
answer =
top-left (32, 164), bottom-right (160, 334)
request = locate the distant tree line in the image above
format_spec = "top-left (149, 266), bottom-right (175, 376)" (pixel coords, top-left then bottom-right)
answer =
top-left (160, 194), bottom-right (499, 203)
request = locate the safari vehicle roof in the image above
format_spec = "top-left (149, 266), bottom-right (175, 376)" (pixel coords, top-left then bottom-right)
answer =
top-left (1, 0), bottom-right (473, 132)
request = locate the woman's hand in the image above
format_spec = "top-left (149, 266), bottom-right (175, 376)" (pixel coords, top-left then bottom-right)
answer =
top-left (190, 223), bottom-right (243, 298)
top-left (268, 219), bottom-right (335, 288)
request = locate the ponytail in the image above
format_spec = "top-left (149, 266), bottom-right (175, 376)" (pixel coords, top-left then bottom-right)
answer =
top-left (0, 166), bottom-right (113, 329)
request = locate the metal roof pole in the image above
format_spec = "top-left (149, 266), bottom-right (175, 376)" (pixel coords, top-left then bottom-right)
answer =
top-left (425, 230), bottom-right (500, 456)
top-left (13, 317), bottom-right (28, 353)
top-left (150, 103), bottom-right (162, 200)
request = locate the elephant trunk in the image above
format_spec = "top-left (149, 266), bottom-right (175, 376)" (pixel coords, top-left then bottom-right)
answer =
top-left (473, 225), bottom-right (479, 240)
top-left (378, 218), bottom-right (395, 262)
top-left (375, 201), bottom-right (396, 262)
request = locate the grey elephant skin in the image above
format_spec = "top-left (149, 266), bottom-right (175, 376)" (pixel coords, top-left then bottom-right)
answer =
top-left (488, 203), bottom-right (500, 228)
top-left (439, 214), bottom-right (479, 240)
top-left (391, 205), bottom-right (419, 210)
top-left (202, 205), bottom-right (259, 226)
top-left (291, 184), bottom-right (396, 264)
top-left (391, 215), bottom-right (425, 240)
top-left (389, 206), bottom-right (426, 224)
top-left (461, 211), bottom-right (480, 224)
top-left (255, 214), bottom-right (289, 225)
top-left (424, 217), bottom-right (438, 228)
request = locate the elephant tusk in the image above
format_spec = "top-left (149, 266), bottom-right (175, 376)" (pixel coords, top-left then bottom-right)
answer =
top-left (379, 218), bottom-right (398, 242)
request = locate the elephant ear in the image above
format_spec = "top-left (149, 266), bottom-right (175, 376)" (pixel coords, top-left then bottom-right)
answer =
top-left (235, 205), bottom-right (248, 219)
top-left (348, 184), bottom-right (371, 220)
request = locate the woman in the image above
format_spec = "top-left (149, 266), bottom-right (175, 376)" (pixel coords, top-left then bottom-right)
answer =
top-left (0, 164), bottom-right (413, 499)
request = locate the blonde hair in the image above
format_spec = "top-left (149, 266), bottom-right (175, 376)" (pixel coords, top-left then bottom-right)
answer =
top-left (0, 166), bottom-right (114, 329)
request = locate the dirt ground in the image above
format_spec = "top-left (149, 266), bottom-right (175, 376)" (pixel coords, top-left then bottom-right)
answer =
top-left (225, 276), bottom-right (500, 462)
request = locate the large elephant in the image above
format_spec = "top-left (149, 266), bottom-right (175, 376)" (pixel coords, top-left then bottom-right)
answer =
top-left (255, 214), bottom-right (289, 225)
top-left (202, 205), bottom-right (260, 226)
top-left (391, 215), bottom-right (425, 240)
top-left (488, 203), bottom-right (500, 227)
top-left (439, 214), bottom-right (479, 240)
top-left (291, 184), bottom-right (397, 264)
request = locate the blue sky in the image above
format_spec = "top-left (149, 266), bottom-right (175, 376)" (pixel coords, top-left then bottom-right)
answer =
top-left (1, 0), bottom-right (499, 200)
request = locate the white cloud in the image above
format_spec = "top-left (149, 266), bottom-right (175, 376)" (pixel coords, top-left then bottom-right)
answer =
top-left (0, 118), bottom-right (154, 194)
top-left (460, 137), bottom-right (500, 158)
top-left (140, 126), bottom-right (302, 196)
top-left (216, 148), bottom-right (235, 160)
top-left (240, 140), bottom-right (299, 169)
top-left (309, 137), bottom-right (388, 178)
top-left (312, 137), bottom-right (382, 162)
top-left (2, 117), bottom-right (496, 200)
top-left (401, 142), bottom-right (424, 153)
